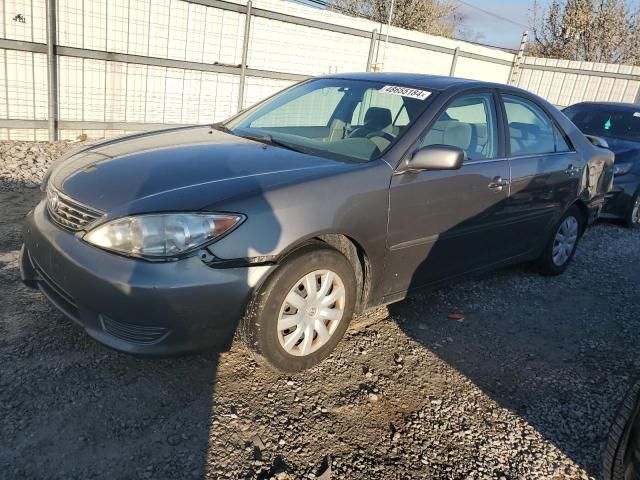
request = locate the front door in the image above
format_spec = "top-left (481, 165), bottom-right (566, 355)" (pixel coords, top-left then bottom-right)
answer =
top-left (384, 91), bottom-right (511, 297)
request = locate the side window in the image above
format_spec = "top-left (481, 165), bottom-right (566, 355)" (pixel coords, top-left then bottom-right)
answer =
top-left (503, 95), bottom-right (559, 156)
top-left (418, 92), bottom-right (498, 161)
top-left (250, 87), bottom-right (344, 128)
top-left (554, 126), bottom-right (572, 152)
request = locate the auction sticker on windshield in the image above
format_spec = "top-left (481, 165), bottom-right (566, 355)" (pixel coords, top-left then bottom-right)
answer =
top-left (379, 85), bottom-right (431, 100)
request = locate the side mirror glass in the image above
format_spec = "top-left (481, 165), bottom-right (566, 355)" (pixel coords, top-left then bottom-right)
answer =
top-left (585, 134), bottom-right (609, 149)
top-left (405, 145), bottom-right (465, 171)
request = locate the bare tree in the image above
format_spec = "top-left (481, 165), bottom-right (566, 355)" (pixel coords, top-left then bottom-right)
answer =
top-left (530, 0), bottom-right (640, 64)
top-left (328, 0), bottom-right (461, 37)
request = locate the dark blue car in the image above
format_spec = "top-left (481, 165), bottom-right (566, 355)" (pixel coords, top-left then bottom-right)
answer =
top-left (564, 102), bottom-right (640, 227)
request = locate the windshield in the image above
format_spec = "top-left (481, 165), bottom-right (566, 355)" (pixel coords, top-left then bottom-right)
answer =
top-left (224, 78), bottom-right (434, 162)
top-left (564, 105), bottom-right (640, 143)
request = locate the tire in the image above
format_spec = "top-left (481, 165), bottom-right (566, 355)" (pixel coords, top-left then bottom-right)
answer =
top-left (623, 190), bottom-right (640, 228)
top-left (536, 205), bottom-right (582, 276)
top-left (603, 380), bottom-right (640, 480)
top-left (241, 242), bottom-right (356, 372)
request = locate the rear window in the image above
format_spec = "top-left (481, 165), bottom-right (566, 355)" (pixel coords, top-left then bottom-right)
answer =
top-left (564, 105), bottom-right (640, 142)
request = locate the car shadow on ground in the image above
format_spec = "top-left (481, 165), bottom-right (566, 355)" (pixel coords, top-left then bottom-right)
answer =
top-left (390, 236), bottom-right (640, 477)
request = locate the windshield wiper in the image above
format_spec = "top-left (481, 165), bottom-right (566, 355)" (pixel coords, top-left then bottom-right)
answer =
top-left (210, 124), bottom-right (308, 153)
top-left (236, 133), bottom-right (307, 153)
top-left (210, 123), bottom-right (232, 134)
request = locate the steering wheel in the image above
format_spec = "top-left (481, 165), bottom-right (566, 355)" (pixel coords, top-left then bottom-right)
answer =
top-left (365, 131), bottom-right (396, 143)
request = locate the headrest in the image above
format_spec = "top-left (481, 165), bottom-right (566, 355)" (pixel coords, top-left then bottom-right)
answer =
top-left (364, 107), bottom-right (392, 130)
top-left (509, 122), bottom-right (540, 139)
top-left (443, 122), bottom-right (472, 150)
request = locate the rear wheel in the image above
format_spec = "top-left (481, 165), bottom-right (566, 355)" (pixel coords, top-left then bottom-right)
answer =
top-left (241, 243), bottom-right (356, 372)
top-left (603, 380), bottom-right (640, 480)
top-left (537, 205), bottom-right (582, 276)
top-left (624, 190), bottom-right (640, 228)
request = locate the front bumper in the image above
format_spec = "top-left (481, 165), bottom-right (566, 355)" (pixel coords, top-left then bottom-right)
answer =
top-left (21, 201), bottom-right (273, 355)
top-left (601, 174), bottom-right (640, 219)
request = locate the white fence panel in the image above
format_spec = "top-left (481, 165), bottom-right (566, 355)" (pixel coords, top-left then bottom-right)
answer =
top-left (455, 56), bottom-right (511, 83)
top-left (381, 43), bottom-right (452, 76)
top-left (517, 56), bottom-right (640, 108)
top-left (1, 0), bottom-right (639, 141)
top-left (244, 76), bottom-right (292, 108)
top-left (248, 16), bottom-right (369, 75)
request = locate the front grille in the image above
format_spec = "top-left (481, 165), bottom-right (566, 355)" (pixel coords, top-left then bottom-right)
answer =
top-left (47, 187), bottom-right (103, 232)
top-left (101, 316), bottom-right (170, 345)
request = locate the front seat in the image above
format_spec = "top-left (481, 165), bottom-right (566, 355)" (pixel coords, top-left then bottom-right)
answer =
top-left (349, 107), bottom-right (393, 138)
top-left (442, 122), bottom-right (472, 158)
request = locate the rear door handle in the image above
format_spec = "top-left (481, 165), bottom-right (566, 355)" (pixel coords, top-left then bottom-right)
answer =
top-left (488, 176), bottom-right (509, 192)
top-left (565, 164), bottom-right (580, 176)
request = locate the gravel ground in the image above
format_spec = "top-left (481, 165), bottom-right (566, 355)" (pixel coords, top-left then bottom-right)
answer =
top-left (1, 184), bottom-right (639, 479)
top-left (0, 141), bottom-right (82, 191)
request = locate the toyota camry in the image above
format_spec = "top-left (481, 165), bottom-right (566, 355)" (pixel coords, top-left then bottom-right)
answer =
top-left (21, 73), bottom-right (613, 371)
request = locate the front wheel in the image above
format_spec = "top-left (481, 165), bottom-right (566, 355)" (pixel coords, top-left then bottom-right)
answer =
top-left (536, 205), bottom-right (582, 276)
top-left (241, 243), bottom-right (356, 372)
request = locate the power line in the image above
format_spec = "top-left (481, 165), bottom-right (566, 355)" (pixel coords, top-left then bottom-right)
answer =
top-left (287, 0), bottom-right (523, 51)
top-left (451, 35), bottom-right (518, 52)
top-left (458, 0), bottom-right (529, 29)
top-left (288, 0), bottom-right (352, 15)
top-left (292, 0), bottom-right (530, 31)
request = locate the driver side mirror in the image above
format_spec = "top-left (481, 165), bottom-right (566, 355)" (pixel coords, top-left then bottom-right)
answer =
top-left (403, 145), bottom-right (465, 171)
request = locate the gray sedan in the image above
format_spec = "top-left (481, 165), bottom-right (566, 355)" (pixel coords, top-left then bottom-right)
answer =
top-left (21, 73), bottom-right (613, 371)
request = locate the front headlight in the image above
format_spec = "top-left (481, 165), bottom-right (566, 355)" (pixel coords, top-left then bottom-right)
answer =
top-left (613, 162), bottom-right (633, 176)
top-left (84, 213), bottom-right (244, 259)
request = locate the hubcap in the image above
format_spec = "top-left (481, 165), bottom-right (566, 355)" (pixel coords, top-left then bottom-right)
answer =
top-left (552, 216), bottom-right (579, 266)
top-left (632, 197), bottom-right (640, 225)
top-left (277, 269), bottom-right (346, 357)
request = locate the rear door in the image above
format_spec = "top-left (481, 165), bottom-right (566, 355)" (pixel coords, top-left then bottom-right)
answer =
top-left (499, 93), bottom-right (580, 257)
top-left (384, 90), bottom-right (511, 296)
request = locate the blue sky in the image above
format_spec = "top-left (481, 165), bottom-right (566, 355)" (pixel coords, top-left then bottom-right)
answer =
top-left (291, 0), bottom-right (542, 50)
top-left (293, 0), bottom-right (639, 52)
top-left (457, 0), bottom-right (539, 49)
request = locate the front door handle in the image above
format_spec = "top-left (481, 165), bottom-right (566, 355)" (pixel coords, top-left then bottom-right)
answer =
top-left (488, 176), bottom-right (509, 192)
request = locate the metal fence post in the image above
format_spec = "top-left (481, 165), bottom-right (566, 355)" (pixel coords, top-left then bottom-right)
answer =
top-left (366, 29), bottom-right (378, 72)
top-left (237, 0), bottom-right (252, 112)
top-left (449, 47), bottom-right (459, 77)
top-left (508, 30), bottom-right (528, 86)
top-left (46, 0), bottom-right (58, 141)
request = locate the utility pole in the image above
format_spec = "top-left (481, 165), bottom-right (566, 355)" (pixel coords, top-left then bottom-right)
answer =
top-left (238, 0), bottom-right (253, 112)
top-left (509, 30), bottom-right (528, 85)
top-left (379, 0), bottom-right (395, 71)
top-left (46, 0), bottom-right (58, 141)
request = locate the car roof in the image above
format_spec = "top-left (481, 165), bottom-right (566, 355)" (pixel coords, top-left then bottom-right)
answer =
top-left (316, 72), bottom-right (502, 91)
top-left (567, 101), bottom-right (640, 110)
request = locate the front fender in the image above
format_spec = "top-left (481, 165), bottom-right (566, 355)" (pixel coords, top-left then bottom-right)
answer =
top-left (205, 160), bottom-right (393, 303)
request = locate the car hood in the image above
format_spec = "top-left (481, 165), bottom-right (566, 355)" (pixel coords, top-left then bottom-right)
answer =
top-left (50, 126), bottom-right (346, 215)
top-left (601, 136), bottom-right (640, 164)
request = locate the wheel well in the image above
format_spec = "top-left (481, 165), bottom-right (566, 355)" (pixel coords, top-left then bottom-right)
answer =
top-left (313, 234), bottom-right (372, 313)
top-left (572, 200), bottom-right (589, 235)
